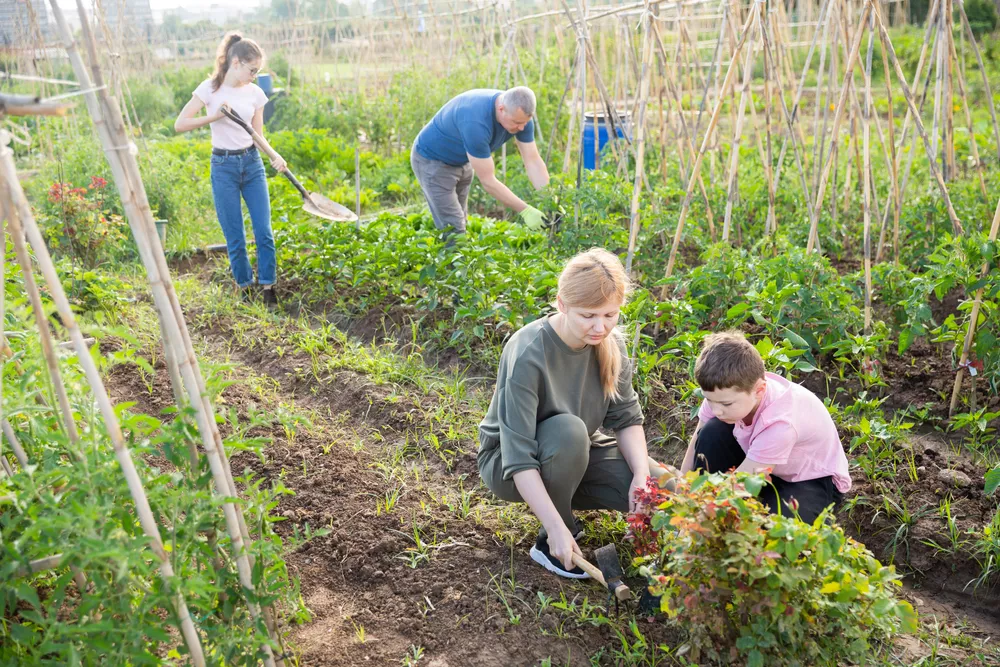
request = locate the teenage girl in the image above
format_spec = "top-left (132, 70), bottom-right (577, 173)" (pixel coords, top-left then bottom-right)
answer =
top-left (174, 31), bottom-right (286, 305)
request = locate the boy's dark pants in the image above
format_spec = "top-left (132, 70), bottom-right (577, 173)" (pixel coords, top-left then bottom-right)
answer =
top-left (693, 418), bottom-right (844, 524)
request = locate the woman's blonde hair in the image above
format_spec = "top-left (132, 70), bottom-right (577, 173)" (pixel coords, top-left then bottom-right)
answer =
top-left (557, 248), bottom-right (632, 400)
top-left (211, 32), bottom-right (264, 92)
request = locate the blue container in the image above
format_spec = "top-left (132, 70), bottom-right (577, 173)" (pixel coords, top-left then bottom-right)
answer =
top-left (582, 111), bottom-right (627, 170)
top-left (257, 73), bottom-right (274, 97)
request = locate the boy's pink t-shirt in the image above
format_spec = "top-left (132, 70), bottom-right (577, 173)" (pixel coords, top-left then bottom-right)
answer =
top-left (698, 372), bottom-right (851, 492)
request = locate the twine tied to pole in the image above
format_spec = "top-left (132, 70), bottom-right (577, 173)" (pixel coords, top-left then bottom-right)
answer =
top-left (103, 142), bottom-right (139, 156)
top-left (958, 359), bottom-right (983, 376)
top-left (44, 85), bottom-right (108, 103)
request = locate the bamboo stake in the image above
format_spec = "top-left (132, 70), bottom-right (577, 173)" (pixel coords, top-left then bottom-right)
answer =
top-left (876, 6), bottom-right (939, 247)
top-left (722, 12), bottom-right (757, 242)
top-left (559, 0), bottom-right (629, 145)
top-left (943, 0), bottom-right (955, 181)
top-left (662, 0), bottom-right (759, 285)
top-left (625, 5), bottom-right (653, 277)
top-left (948, 195), bottom-right (1000, 416)
top-left (948, 32), bottom-right (988, 202)
top-left (862, 15), bottom-right (874, 334)
top-left (545, 53), bottom-right (580, 165)
top-left (810, 8), bottom-right (831, 193)
top-left (0, 134), bottom-right (206, 667)
top-left (957, 0), bottom-right (1000, 162)
top-left (2, 419), bottom-right (29, 469)
top-left (761, 16), bottom-right (817, 235)
top-left (774, 0), bottom-right (832, 190)
top-left (872, 2), bottom-right (963, 236)
top-left (562, 44), bottom-right (582, 174)
top-left (1, 196), bottom-right (80, 447)
top-left (931, 0), bottom-right (945, 169)
top-left (51, 3), bottom-right (284, 660)
top-left (875, 19), bottom-right (900, 264)
top-left (806, 0), bottom-right (875, 253)
top-left (650, 20), bottom-right (716, 237)
top-left (760, 11), bottom-right (777, 236)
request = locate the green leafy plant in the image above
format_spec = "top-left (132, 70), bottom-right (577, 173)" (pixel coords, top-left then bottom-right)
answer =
top-left (629, 472), bottom-right (917, 665)
top-left (38, 177), bottom-right (129, 267)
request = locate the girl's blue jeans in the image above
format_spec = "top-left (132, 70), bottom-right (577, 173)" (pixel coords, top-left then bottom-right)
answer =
top-left (209, 147), bottom-right (276, 288)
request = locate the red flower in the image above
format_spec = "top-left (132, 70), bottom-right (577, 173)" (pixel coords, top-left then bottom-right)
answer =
top-left (48, 181), bottom-right (69, 202)
top-left (89, 176), bottom-right (107, 190)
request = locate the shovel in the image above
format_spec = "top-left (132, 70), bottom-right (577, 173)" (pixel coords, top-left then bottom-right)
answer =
top-left (218, 104), bottom-right (357, 223)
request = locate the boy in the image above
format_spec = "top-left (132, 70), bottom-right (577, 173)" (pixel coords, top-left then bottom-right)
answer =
top-left (679, 331), bottom-right (851, 524)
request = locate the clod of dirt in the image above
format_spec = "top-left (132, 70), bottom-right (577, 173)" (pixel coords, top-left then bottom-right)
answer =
top-left (937, 468), bottom-right (972, 488)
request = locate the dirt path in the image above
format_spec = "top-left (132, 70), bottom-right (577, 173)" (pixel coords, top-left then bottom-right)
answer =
top-left (107, 313), bottom-right (686, 666)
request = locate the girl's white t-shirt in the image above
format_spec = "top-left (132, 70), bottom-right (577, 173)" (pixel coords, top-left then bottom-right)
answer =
top-left (192, 79), bottom-right (268, 150)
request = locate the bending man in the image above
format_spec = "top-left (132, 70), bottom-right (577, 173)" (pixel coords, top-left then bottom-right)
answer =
top-left (411, 86), bottom-right (549, 236)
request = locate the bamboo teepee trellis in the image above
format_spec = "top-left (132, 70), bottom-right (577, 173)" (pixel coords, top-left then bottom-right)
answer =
top-left (0, 0), bottom-right (296, 662)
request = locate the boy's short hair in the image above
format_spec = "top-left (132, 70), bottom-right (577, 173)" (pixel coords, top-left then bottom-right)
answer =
top-left (694, 331), bottom-right (766, 393)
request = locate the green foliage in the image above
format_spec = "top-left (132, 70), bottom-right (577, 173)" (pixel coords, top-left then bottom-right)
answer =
top-left (964, 0), bottom-right (999, 36)
top-left (0, 255), bottom-right (313, 662)
top-left (274, 209), bottom-right (560, 363)
top-left (631, 473), bottom-right (917, 666)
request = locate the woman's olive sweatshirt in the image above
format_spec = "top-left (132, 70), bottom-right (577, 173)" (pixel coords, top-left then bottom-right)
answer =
top-left (478, 316), bottom-right (644, 481)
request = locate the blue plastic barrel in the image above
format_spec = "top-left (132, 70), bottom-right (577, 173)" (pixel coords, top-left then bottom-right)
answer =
top-left (582, 111), bottom-right (627, 170)
top-left (257, 73), bottom-right (274, 97)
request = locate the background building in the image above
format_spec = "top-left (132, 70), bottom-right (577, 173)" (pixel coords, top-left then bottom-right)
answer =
top-left (0, 0), bottom-right (50, 47)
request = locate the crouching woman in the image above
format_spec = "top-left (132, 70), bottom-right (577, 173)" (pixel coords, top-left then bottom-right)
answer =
top-left (477, 248), bottom-right (669, 579)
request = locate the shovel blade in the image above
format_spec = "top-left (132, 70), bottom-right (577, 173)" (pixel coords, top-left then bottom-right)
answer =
top-left (302, 191), bottom-right (358, 222)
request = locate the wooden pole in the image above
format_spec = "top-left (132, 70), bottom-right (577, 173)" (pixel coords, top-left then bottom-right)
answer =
top-left (625, 4), bottom-right (654, 277)
top-left (0, 132), bottom-right (207, 667)
top-left (943, 0), bottom-right (956, 181)
top-left (873, 1), bottom-right (963, 236)
top-left (957, 0), bottom-right (1000, 163)
top-left (761, 15), bottom-right (817, 235)
top-left (545, 53), bottom-right (580, 165)
top-left (806, 0), bottom-right (876, 253)
top-left (862, 15), bottom-right (874, 334)
top-left (875, 18), bottom-right (900, 264)
top-left (650, 20), bottom-right (716, 238)
top-left (948, 195), bottom-right (1000, 415)
top-left (0, 197), bottom-right (80, 446)
top-left (774, 0), bottom-right (832, 190)
top-left (662, 0), bottom-right (759, 285)
top-left (722, 11), bottom-right (758, 242)
top-left (948, 32), bottom-right (988, 202)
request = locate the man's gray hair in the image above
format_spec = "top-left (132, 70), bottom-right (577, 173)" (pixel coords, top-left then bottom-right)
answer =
top-left (500, 86), bottom-right (536, 117)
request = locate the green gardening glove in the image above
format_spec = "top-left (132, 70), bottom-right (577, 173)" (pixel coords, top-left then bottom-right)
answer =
top-left (519, 205), bottom-right (546, 231)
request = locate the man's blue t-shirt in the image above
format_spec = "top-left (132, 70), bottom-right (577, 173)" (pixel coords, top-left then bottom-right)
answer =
top-left (414, 89), bottom-right (535, 167)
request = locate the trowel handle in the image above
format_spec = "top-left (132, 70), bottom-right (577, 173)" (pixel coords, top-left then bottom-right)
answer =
top-left (571, 553), bottom-right (608, 585)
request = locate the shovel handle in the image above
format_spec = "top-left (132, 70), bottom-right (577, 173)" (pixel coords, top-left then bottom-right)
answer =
top-left (219, 105), bottom-right (313, 202)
